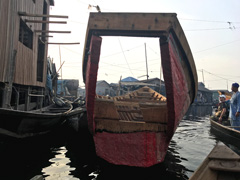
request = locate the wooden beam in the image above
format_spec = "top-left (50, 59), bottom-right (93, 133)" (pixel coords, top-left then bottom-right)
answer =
top-left (46, 42), bottom-right (80, 45)
top-left (38, 35), bottom-right (53, 38)
top-left (18, 12), bottom-right (68, 18)
top-left (35, 30), bottom-right (71, 33)
top-left (25, 20), bottom-right (67, 24)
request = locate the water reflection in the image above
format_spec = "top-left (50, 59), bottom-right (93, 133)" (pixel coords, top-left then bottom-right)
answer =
top-left (42, 146), bottom-right (77, 179)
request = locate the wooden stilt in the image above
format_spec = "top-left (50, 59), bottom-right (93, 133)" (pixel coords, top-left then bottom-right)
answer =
top-left (39, 88), bottom-right (44, 110)
top-left (14, 87), bottom-right (19, 110)
top-left (2, 50), bottom-right (17, 108)
top-left (25, 87), bottom-right (31, 111)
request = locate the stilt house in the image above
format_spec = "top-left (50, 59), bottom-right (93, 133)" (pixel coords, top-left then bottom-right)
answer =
top-left (0, 0), bottom-right (55, 110)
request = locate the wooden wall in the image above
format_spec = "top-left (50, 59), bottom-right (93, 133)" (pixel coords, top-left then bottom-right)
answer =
top-left (0, 0), bottom-right (52, 87)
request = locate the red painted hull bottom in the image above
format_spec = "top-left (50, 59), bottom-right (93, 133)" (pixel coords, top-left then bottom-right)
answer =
top-left (94, 131), bottom-right (169, 167)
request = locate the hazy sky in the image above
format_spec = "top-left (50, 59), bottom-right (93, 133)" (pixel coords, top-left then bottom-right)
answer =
top-left (48, 0), bottom-right (240, 90)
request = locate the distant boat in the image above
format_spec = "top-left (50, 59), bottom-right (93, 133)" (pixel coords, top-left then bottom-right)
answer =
top-left (82, 13), bottom-right (198, 167)
top-left (0, 102), bottom-right (73, 139)
top-left (189, 144), bottom-right (240, 180)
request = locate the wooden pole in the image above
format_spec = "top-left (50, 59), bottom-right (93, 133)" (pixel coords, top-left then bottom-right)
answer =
top-left (18, 12), bottom-right (68, 18)
top-left (25, 20), bottom-right (67, 24)
top-left (59, 46), bottom-right (63, 95)
top-left (39, 35), bottom-right (53, 38)
top-left (1, 2), bottom-right (17, 108)
top-left (14, 87), bottom-right (19, 110)
top-left (144, 43), bottom-right (149, 81)
top-left (202, 69), bottom-right (205, 85)
top-left (46, 42), bottom-right (80, 45)
top-left (40, 88), bottom-right (44, 111)
top-left (159, 63), bottom-right (162, 93)
top-left (117, 76), bottom-right (122, 96)
top-left (25, 87), bottom-right (31, 111)
top-left (35, 30), bottom-right (71, 33)
top-left (52, 61), bottom-right (65, 80)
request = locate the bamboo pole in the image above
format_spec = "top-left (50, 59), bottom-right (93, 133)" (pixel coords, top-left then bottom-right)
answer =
top-left (52, 61), bottom-right (65, 80)
top-left (25, 20), bottom-right (67, 24)
top-left (18, 12), bottom-right (68, 18)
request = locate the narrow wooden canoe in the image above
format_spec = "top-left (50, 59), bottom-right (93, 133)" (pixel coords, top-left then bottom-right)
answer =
top-left (210, 119), bottom-right (240, 145)
top-left (189, 144), bottom-right (240, 180)
top-left (82, 13), bottom-right (198, 167)
top-left (0, 103), bottom-right (72, 138)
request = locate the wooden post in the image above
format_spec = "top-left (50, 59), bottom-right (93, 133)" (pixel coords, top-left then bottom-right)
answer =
top-left (25, 87), bottom-right (31, 111)
top-left (2, 50), bottom-right (17, 108)
top-left (1, 1), bottom-right (17, 108)
top-left (14, 87), bottom-right (19, 110)
top-left (39, 88), bottom-right (44, 110)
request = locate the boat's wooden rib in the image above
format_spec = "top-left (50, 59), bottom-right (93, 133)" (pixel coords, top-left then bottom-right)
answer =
top-left (189, 144), bottom-right (240, 180)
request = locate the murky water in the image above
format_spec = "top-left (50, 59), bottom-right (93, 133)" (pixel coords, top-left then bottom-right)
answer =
top-left (0, 105), bottom-right (239, 180)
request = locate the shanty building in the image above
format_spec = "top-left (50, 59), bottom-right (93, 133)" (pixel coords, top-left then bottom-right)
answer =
top-left (0, 0), bottom-right (55, 110)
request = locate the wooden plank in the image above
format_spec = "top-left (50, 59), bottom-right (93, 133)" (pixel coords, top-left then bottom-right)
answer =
top-left (94, 100), bottom-right (120, 120)
top-left (141, 106), bottom-right (168, 123)
top-left (25, 20), bottom-right (67, 24)
top-left (38, 35), bottom-right (53, 37)
top-left (209, 159), bottom-right (240, 172)
top-left (18, 11), bottom-right (68, 18)
top-left (46, 42), bottom-right (80, 45)
top-left (35, 30), bottom-right (71, 33)
top-left (208, 145), bottom-right (240, 160)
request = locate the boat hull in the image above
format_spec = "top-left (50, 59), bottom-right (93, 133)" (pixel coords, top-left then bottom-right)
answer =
top-left (0, 105), bottom-right (71, 138)
top-left (94, 131), bottom-right (168, 167)
top-left (210, 119), bottom-right (240, 145)
top-left (83, 13), bottom-right (197, 167)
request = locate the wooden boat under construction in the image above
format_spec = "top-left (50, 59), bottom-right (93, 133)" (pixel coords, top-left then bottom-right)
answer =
top-left (82, 13), bottom-right (198, 167)
top-left (189, 144), bottom-right (240, 180)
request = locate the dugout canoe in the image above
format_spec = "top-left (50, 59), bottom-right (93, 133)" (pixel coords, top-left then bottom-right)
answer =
top-left (189, 144), bottom-right (240, 180)
top-left (210, 119), bottom-right (240, 145)
top-left (0, 102), bottom-right (72, 139)
top-left (82, 13), bottom-right (198, 167)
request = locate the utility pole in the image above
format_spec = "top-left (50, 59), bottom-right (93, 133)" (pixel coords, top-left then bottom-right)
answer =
top-left (144, 43), bottom-right (149, 81)
top-left (201, 69), bottom-right (205, 85)
top-left (159, 62), bottom-right (162, 94)
top-left (59, 45), bottom-right (63, 95)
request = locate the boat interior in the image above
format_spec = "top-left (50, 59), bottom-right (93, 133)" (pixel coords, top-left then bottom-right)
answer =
top-left (94, 86), bottom-right (168, 133)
